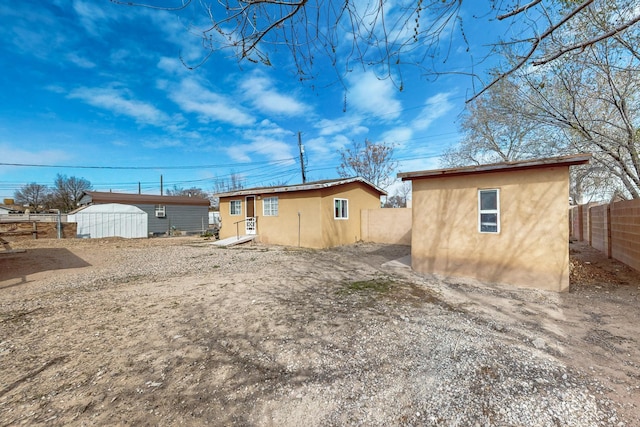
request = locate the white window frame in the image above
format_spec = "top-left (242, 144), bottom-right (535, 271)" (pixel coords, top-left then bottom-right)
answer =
top-left (155, 205), bottom-right (166, 218)
top-left (478, 189), bottom-right (500, 233)
top-left (262, 196), bottom-right (279, 216)
top-left (230, 200), bottom-right (242, 216)
top-left (334, 198), bottom-right (349, 220)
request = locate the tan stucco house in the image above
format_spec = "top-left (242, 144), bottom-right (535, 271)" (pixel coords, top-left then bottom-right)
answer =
top-left (215, 177), bottom-right (386, 248)
top-left (398, 154), bottom-right (590, 292)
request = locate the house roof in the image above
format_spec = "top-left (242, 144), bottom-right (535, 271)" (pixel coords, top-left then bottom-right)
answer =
top-left (81, 191), bottom-right (210, 206)
top-left (214, 177), bottom-right (387, 198)
top-left (398, 154), bottom-right (591, 181)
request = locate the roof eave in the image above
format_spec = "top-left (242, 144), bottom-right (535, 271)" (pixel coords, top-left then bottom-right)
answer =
top-left (215, 177), bottom-right (387, 198)
top-left (398, 154), bottom-right (592, 181)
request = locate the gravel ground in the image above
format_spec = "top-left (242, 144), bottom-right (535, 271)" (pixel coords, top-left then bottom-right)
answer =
top-left (1, 237), bottom-right (639, 426)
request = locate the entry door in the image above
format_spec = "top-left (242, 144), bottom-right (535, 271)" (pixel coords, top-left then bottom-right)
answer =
top-left (245, 196), bottom-right (256, 234)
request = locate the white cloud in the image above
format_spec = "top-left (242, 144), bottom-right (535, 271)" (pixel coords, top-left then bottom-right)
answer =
top-left (346, 71), bottom-right (402, 119)
top-left (66, 52), bottom-right (96, 68)
top-left (167, 77), bottom-right (255, 127)
top-left (226, 121), bottom-right (296, 163)
top-left (240, 73), bottom-right (308, 116)
top-left (380, 127), bottom-right (413, 147)
top-left (68, 86), bottom-right (170, 126)
top-left (305, 134), bottom-right (351, 156)
top-left (315, 117), bottom-right (368, 137)
top-left (73, 0), bottom-right (112, 36)
top-left (412, 92), bottom-right (455, 131)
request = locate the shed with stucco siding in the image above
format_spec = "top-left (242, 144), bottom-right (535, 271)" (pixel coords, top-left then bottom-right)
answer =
top-left (398, 154), bottom-right (591, 292)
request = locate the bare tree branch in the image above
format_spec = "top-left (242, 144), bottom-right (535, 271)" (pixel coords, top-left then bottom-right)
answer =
top-left (496, 0), bottom-right (542, 21)
top-left (533, 13), bottom-right (640, 66)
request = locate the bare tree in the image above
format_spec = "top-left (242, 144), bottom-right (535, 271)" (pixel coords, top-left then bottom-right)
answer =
top-left (113, 0), bottom-right (640, 99)
top-left (383, 181), bottom-right (411, 208)
top-left (165, 185), bottom-right (210, 199)
top-left (50, 174), bottom-right (93, 213)
top-left (211, 172), bottom-right (245, 209)
top-left (441, 77), bottom-right (564, 167)
top-left (13, 183), bottom-right (50, 212)
top-left (517, 33), bottom-right (640, 198)
top-left (452, 2), bottom-right (640, 200)
top-left (337, 139), bottom-right (397, 189)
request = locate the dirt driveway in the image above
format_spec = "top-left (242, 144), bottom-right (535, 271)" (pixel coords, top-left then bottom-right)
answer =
top-left (1, 237), bottom-right (639, 426)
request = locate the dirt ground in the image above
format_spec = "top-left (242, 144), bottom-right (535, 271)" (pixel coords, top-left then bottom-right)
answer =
top-left (1, 237), bottom-right (639, 426)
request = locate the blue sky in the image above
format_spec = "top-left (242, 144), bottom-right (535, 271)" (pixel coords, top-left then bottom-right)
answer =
top-left (0, 1), bottom-right (509, 200)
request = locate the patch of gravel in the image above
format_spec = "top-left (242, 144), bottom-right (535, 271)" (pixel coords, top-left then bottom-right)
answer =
top-left (0, 238), bottom-right (630, 426)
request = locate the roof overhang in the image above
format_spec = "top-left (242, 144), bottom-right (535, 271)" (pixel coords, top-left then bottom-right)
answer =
top-left (81, 191), bottom-right (210, 206)
top-left (398, 154), bottom-right (591, 181)
top-left (215, 177), bottom-right (387, 198)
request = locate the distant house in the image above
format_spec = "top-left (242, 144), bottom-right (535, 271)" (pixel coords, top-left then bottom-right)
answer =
top-left (215, 177), bottom-right (386, 248)
top-left (398, 154), bottom-right (591, 292)
top-left (79, 191), bottom-right (210, 236)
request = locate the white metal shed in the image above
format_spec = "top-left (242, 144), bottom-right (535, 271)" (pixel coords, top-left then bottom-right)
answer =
top-left (68, 203), bottom-right (148, 239)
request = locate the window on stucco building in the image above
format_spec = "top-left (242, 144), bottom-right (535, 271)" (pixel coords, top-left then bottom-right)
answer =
top-left (230, 200), bottom-right (241, 216)
top-left (334, 198), bottom-right (348, 219)
top-left (478, 189), bottom-right (500, 233)
top-left (263, 197), bottom-right (278, 216)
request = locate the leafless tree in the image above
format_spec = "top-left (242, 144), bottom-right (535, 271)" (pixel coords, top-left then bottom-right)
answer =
top-left (113, 0), bottom-right (640, 98)
top-left (516, 25), bottom-right (640, 199)
top-left (383, 181), bottom-right (411, 208)
top-left (447, 2), bottom-right (640, 200)
top-left (337, 139), bottom-right (397, 189)
top-left (441, 77), bottom-right (563, 167)
top-left (13, 183), bottom-right (50, 212)
top-left (165, 185), bottom-right (210, 199)
top-left (211, 172), bottom-right (245, 209)
top-left (50, 174), bottom-right (93, 213)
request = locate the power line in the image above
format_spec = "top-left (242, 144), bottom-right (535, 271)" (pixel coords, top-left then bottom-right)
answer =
top-left (0, 157), bottom-right (297, 170)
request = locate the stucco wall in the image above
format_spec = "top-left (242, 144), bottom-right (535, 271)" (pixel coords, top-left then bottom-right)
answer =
top-left (361, 208), bottom-right (411, 245)
top-left (257, 191), bottom-right (324, 248)
top-left (218, 197), bottom-right (249, 240)
top-left (219, 182), bottom-right (382, 248)
top-left (319, 182), bottom-right (381, 248)
top-left (410, 166), bottom-right (570, 292)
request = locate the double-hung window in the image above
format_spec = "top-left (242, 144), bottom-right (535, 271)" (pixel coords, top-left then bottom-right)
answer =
top-left (334, 198), bottom-right (348, 219)
top-left (478, 189), bottom-right (500, 233)
top-left (230, 200), bottom-right (242, 216)
top-left (263, 197), bottom-right (279, 216)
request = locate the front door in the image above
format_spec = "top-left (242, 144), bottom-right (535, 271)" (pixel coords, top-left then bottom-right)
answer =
top-left (245, 196), bottom-right (256, 234)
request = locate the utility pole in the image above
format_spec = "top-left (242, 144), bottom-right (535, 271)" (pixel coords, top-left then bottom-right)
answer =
top-left (298, 131), bottom-right (307, 183)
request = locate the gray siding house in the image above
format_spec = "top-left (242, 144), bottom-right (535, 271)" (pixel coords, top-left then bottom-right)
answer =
top-left (79, 191), bottom-right (210, 236)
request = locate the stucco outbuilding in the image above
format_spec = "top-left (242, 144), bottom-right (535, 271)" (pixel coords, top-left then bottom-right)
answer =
top-left (398, 154), bottom-right (591, 292)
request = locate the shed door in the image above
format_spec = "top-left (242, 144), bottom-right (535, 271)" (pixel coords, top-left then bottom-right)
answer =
top-left (245, 196), bottom-right (256, 234)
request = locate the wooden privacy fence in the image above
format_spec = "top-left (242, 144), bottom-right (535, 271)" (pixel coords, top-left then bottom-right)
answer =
top-left (570, 199), bottom-right (640, 272)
